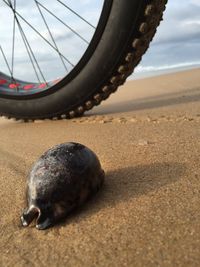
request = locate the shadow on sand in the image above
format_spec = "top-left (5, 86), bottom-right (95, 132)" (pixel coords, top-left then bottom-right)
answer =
top-left (57, 161), bottom-right (186, 228)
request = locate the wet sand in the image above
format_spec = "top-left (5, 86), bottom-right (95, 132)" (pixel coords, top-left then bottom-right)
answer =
top-left (0, 69), bottom-right (200, 267)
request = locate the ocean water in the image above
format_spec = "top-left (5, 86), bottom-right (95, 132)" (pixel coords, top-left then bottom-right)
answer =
top-left (130, 64), bottom-right (200, 80)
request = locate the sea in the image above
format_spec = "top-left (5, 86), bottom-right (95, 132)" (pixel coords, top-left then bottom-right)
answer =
top-left (130, 63), bottom-right (200, 80)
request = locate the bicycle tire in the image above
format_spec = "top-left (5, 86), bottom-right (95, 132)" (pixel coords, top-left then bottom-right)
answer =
top-left (0, 0), bottom-right (167, 121)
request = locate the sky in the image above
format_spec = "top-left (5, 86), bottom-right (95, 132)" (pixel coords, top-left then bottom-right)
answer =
top-left (0, 0), bottom-right (199, 82)
top-left (135, 0), bottom-right (200, 76)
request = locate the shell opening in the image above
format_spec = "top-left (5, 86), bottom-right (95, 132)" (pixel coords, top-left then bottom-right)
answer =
top-left (21, 206), bottom-right (41, 227)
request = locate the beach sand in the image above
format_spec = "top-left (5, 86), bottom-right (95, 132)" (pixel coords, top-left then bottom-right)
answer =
top-left (0, 69), bottom-right (200, 267)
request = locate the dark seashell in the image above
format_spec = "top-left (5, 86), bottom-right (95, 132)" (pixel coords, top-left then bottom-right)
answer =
top-left (21, 142), bottom-right (104, 230)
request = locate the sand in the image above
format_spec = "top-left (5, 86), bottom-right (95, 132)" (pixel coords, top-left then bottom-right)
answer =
top-left (0, 69), bottom-right (200, 267)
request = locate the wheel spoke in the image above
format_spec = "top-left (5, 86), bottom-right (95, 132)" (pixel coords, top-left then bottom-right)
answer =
top-left (35, 1), bottom-right (90, 45)
top-left (0, 45), bottom-right (19, 90)
top-left (9, 0), bottom-right (16, 81)
top-left (6, 0), bottom-right (45, 84)
top-left (56, 0), bottom-right (96, 29)
top-left (0, 45), bottom-right (13, 77)
top-left (2, 0), bottom-right (75, 67)
top-left (17, 21), bottom-right (44, 84)
top-left (34, 0), bottom-right (68, 72)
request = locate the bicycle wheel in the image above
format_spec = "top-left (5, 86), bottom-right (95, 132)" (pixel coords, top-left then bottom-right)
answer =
top-left (0, 0), bottom-right (167, 120)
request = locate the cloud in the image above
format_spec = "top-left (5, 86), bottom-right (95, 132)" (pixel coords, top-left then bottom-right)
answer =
top-left (152, 2), bottom-right (200, 45)
top-left (190, 0), bottom-right (200, 6)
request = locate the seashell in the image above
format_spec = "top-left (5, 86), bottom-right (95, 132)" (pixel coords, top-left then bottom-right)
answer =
top-left (21, 142), bottom-right (104, 230)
